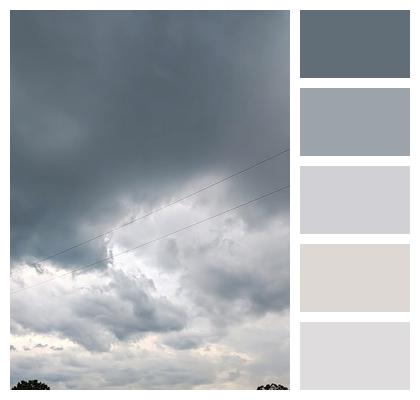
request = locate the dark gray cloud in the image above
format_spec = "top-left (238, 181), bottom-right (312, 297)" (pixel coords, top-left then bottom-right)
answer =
top-left (11, 11), bottom-right (289, 389)
top-left (11, 10), bottom-right (289, 269)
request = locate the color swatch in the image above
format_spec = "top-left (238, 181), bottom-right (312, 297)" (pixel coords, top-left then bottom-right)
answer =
top-left (300, 166), bottom-right (410, 234)
top-left (300, 88), bottom-right (410, 156)
top-left (300, 10), bottom-right (410, 78)
top-left (300, 322), bottom-right (410, 389)
top-left (300, 244), bottom-right (410, 312)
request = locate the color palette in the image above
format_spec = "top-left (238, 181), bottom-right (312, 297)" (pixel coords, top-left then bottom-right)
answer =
top-left (300, 322), bottom-right (410, 389)
top-left (301, 89), bottom-right (410, 156)
top-left (300, 10), bottom-right (410, 78)
top-left (299, 9), bottom-right (410, 390)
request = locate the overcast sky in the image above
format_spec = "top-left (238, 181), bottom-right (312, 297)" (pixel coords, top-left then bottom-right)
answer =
top-left (10, 11), bottom-right (290, 389)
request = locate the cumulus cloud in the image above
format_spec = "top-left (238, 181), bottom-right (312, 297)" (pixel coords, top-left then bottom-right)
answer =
top-left (11, 267), bottom-right (187, 352)
top-left (178, 216), bottom-right (289, 326)
top-left (10, 313), bottom-right (288, 389)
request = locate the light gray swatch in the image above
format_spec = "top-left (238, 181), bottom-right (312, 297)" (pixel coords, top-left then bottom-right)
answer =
top-left (300, 166), bottom-right (410, 234)
top-left (300, 10), bottom-right (410, 78)
top-left (301, 322), bottom-right (410, 389)
top-left (300, 244), bottom-right (410, 312)
top-left (300, 88), bottom-right (410, 156)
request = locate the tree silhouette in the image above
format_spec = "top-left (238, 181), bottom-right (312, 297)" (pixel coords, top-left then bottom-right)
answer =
top-left (257, 383), bottom-right (288, 390)
top-left (11, 380), bottom-right (50, 390)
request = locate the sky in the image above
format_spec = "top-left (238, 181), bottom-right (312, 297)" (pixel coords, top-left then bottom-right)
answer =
top-left (10, 11), bottom-right (290, 389)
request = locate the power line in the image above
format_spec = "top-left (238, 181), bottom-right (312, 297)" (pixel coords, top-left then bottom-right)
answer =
top-left (11, 148), bottom-right (289, 274)
top-left (11, 184), bottom-right (289, 295)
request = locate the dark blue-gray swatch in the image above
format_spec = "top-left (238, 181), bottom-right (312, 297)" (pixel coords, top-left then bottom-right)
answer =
top-left (301, 11), bottom-right (410, 78)
top-left (301, 88), bottom-right (410, 156)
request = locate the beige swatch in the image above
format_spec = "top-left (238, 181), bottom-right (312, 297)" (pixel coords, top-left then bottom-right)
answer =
top-left (301, 244), bottom-right (409, 312)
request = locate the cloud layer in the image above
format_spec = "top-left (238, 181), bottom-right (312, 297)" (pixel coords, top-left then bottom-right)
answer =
top-left (11, 11), bottom-right (289, 389)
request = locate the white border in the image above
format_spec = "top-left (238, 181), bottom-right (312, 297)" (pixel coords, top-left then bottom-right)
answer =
top-left (1, 1), bottom-right (418, 399)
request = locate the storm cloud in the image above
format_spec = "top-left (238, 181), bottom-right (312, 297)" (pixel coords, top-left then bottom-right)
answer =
top-left (11, 11), bottom-right (289, 389)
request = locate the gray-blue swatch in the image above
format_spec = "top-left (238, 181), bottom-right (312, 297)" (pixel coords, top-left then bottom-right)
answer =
top-left (301, 11), bottom-right (410, 78)
top-left (300, 88), bottom-right (410, 156)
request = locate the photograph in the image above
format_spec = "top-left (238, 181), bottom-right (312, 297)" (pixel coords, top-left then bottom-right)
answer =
top-left (10, 10), bottom-right (290, 390)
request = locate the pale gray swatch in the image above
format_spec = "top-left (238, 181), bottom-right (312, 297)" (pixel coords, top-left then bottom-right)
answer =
top-left (300, 10), bottom-right (410, 78)
top-left (301, 322), bottom-right (410, 389)
top-left (300, 244), bottom-right (410, 312)
top-left (300, 166), bottom-right (410, 234)
top-left (300, 88), bottom-right (410, 156)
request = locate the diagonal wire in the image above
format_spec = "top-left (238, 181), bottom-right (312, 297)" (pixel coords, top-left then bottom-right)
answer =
top-left (11, 148), bottom-right (289, 275)
top-left (11, 184), bottom-right (289, 295)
